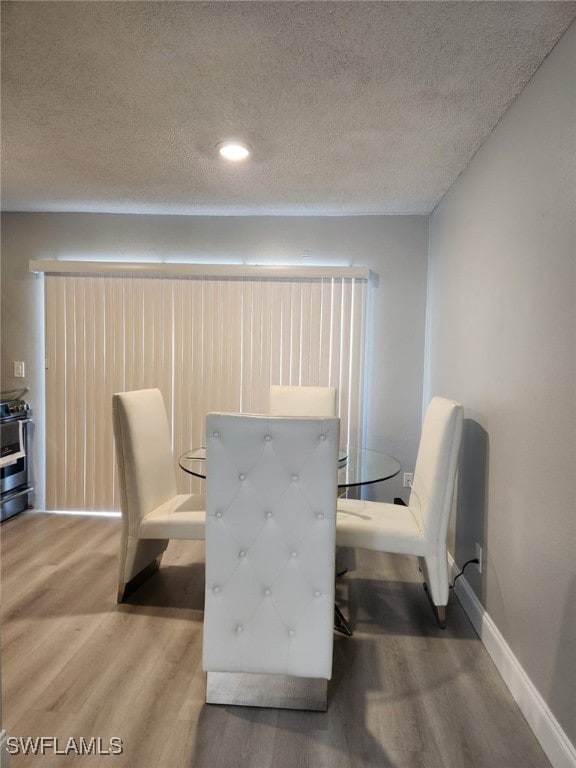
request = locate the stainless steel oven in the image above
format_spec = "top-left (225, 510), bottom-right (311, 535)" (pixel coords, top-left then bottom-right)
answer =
top-left (1, 388), bottom-right (33, 522)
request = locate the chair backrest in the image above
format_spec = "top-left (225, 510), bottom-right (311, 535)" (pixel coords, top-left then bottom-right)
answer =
top-left (408, 397), bottom-right (464, 545)
top-left (269, 385), bottom-right (338, 417)
top-left (203, 412), bottom-right (340, 680)
top-left (112, 388), bottom-right (177, 536)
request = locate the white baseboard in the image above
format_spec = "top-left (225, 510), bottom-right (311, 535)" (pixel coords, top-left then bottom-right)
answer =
top-left (449, 555), bottom-right (576, 768)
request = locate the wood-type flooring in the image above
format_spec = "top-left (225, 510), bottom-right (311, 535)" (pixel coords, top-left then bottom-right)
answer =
top-left (1, 512), bottom-right (551, 768)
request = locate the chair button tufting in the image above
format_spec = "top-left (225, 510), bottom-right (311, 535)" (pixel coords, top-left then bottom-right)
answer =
top-left (213, 431), bottom-right (219, 438)
top-left (265, 511), bottom-right (273, 519)
top-left (239, 550), bottom-right (246, 558)
top-left (320, 434), bottom-right (326, 441)
top-left (239, 473), bottom-right (246, 481)
top-left (292, 475), bottom-right (299, 482)
top-left (215, 511), bottom-right (222, 519)
top-left (315, 590), bottom-right (321, 598)
top-left (316, 512), bottom-right (324, 520)
top-left (236, 625), bottom-right (243, 634)
top-left (214, 586), bottom-right (221, 594)
top-left (289, 629), bottom-right (295, 637)
top-left (291, 551), bottom-right (298, 558)
top-left (265, 434), bottom-right (272, 441)
top-left (265, 589), bottom-right (271, 597)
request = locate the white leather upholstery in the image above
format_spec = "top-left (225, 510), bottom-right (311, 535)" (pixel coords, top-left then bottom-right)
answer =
top-left (336, 397), bottom-right (463, 611)
top-left (140, 494), bottom-right (206, 539)
top-left (203, 413), bottom-right (340, 681)
top-left (269, 385), bottom-right (338, 418)
top-left (336, 500), bottom-right (426, 555)
top-left (112, 388), bottom-right (205, 601)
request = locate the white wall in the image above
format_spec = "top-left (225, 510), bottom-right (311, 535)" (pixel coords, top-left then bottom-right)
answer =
top-left (0, 214), bottom-right (429, 510)
top-left (427, 22), bottom-right (575, 746)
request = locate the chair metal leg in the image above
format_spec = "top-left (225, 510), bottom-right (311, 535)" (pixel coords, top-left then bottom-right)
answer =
top-left (422, 582), bottom-right (447, 629)
top-left (334, 603), bottom-right (353, 636)
top-left (206, 672), bottom-right (328, 711)
top-left (117, 554), bottom-right (163, 603)
top-left (435, 605), bottom-right (447, 629)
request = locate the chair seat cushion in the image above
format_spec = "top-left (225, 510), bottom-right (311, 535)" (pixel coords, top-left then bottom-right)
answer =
top-left (336, 499), bottom-right (426, 555)
top-left (140, 493), bottom-right (206, 540)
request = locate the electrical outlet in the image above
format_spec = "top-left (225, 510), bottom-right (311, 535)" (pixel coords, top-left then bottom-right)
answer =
top-left (13, 361), bottom-right (25, 378)
top-left (403, 472), bottom-right (413, 488)
top-left (475, 542), bottom-right (483, 573)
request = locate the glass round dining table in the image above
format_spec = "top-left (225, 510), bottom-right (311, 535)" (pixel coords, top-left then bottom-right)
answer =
top-left (178, 446), bottom-right (401, 490)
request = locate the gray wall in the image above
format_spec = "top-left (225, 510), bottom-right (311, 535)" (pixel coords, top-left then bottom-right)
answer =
top-left (0, 213), bottom-right (429, 510)
top-left (3, 18), bottom-right (573, 754)
top-left (426, 22), bottom-right (575, 743)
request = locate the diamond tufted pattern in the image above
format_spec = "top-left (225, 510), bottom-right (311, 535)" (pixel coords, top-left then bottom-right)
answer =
top-left (202, 413), bottom-right (340, 680)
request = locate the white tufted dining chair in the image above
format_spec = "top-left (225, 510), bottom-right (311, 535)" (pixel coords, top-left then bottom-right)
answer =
top-left (269, 383), bottom-right (351, 632)
top-left (336, 397), bottom-right (464, 628)
top-left (202, 412), bottom-right (340, 710)
top-left (269, 385), bottom-right (338, 418)
top-left (112, 388), bottom-right (205, 603)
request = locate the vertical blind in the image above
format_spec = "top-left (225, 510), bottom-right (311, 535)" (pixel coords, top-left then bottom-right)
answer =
top-left (43, 266), bottom-right (368, 512)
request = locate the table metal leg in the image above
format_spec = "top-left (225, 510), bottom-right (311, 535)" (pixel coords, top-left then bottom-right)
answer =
top-left (334, 603), bottom-right (353, 636)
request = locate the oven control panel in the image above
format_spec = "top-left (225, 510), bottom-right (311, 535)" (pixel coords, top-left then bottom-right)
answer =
top-left (0, 400), bottom-right (30, 419)
top-left (0, 388), bottom-right (30, 420)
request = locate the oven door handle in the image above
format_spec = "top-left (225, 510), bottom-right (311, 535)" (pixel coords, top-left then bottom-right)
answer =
top-left (0, 417), bottom-right (33, 425)
top-left (1, 485), bottom-right (33, 504)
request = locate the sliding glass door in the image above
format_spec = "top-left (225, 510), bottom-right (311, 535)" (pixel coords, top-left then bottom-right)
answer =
top-left (43, 265), bottom-right (368, 512)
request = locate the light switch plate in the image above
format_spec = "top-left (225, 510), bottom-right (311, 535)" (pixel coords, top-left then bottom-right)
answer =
top-left (13, 361), bottom-right (25, 378)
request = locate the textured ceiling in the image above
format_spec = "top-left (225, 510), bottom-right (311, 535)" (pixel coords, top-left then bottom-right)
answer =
top-left (2, 1), bottom-right (575, 216)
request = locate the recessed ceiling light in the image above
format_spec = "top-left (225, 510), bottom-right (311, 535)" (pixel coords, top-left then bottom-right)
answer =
top-left (217, 141), bottom-right (250, 161)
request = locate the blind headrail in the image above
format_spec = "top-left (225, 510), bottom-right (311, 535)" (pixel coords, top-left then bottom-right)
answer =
top-left (30, 260), bottom-right (371, 281)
